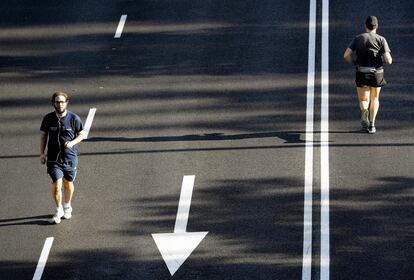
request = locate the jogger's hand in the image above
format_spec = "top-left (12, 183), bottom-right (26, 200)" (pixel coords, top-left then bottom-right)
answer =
top-left (40, 154), bottom-right (46, 164)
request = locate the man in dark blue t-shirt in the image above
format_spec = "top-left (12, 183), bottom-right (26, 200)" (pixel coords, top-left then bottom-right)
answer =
top-left (40, 92), bottom-right (85, 224)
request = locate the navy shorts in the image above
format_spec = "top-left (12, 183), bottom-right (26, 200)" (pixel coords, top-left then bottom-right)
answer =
top-left (47, 160), bottom-right (78, 182)
top-left (355, 71), bottom-right (386, 87)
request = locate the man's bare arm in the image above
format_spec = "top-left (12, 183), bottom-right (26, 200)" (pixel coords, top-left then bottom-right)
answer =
top-left (40, 130), bottom-right (47, 164)
top-left (343, 48), bottom-right (355, 65)
top-left (383, 52), bottom-right (392, 64)
top-left (64, 131), bottom-right (86, 149)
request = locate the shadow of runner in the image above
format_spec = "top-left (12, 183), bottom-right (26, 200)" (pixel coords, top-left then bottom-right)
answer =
top-left (86, 131), bottom-right (305, 143)
top-left (0, 215), bottom-right (52, 227)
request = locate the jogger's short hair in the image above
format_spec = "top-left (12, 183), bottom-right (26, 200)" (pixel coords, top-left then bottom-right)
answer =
top-left (51, 92), bottom-right (69, 103)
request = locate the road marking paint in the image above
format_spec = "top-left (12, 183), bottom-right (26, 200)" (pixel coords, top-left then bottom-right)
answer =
top-left (32, 237), bottom-right (54, 280)
top-left (320, 0), bottom-right (330, 279)
top-left (83, 108), bottom-right (97, 139)
top-left (152, 175), bottom-right (208, 276)
top-left (174, 175), bottom-right (196, 233)
top-left (114, 14), bottom-right (127, 38)
top-left (302, 1), bottom-right (316, 279)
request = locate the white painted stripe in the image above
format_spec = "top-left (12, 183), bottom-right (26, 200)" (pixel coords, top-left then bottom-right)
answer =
top-left (32, 237), bottom-right (54, 280)
top-left (114, 14), bottom-right (127, 38)
top-left (302, 0), bottom-right (316, 279)
top-left (174, 175), bottom-right (196, 233)
top-left (83, 108), bottom-right (97, 139)
top-left (320, 0), bottom-right (330, 279)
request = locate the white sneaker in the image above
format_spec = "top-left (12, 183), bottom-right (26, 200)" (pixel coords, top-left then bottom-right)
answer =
top-left (50, 208), bottom-right (64, 224)
top-left (63, 205), bottom-right (72, 219)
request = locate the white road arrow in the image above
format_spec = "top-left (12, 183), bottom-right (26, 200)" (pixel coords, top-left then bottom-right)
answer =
top-left (152, 175), bottom-right (208, 276)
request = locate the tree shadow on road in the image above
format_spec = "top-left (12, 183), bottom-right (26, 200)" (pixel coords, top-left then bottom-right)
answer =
top-left (330, 176), bottom-right (414, 280)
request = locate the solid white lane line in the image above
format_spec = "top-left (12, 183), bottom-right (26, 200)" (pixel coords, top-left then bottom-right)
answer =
top-left (83, 108), bottom-right (97, 139)
top-left (114, 14), bottom-right (127, 38)
top-left (32, 237), bottom-right (54, 280)
top-left (320, 0), bottom-right (330, 279)
top-left (302, 0), bottom-right (316, 279)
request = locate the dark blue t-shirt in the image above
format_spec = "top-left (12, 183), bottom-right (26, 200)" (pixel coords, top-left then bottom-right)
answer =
top-left (40, 111), bottom-right (83, 163)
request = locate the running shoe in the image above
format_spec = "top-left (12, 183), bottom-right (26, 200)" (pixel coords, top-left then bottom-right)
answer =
top-left (367, 124), bottom-right (376, 134)
top-left (63, 205), bottom-right (72, 219)
top-left (360, 109), bottom-right (369, 129)
top-left (50, 207), bottom-right (64, 224)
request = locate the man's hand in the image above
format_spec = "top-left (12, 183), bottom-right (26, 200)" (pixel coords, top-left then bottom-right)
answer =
top-left (40, 154), bottom-right (46, 164)
top-left (64, 132), bottom-right (85, 149)
top-left (64, 141), bottom-right (74, 149)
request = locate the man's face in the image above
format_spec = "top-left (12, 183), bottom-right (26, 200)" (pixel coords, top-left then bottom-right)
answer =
top-left (54, 96), bottom-right (68, 114)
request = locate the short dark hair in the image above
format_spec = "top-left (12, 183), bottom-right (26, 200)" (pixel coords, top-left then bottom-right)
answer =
top-left (365, 16), bottom-right (378, 30)
top-left (51, 91), bottom-right (69, 103)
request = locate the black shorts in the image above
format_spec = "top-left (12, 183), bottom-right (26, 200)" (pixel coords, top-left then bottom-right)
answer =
top-left (355, 71), bottom-right (386, 87)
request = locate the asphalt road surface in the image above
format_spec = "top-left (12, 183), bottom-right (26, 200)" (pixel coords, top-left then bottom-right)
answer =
top-left (0, 1), bottom-right (412, 279)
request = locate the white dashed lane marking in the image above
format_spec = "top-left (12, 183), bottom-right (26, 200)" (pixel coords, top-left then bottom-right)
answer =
top-left (114, 14), bottom-right (127, 38)
top-left (83, 107), bottom-right (97, 139)
top-left (32, 237), bottom-right (54, 280)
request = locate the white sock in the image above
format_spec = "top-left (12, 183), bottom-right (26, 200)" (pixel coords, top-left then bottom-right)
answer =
top-left (359, 101), bottom-right (369, 111)
top-left (63, 202), bottom-right (71, 209)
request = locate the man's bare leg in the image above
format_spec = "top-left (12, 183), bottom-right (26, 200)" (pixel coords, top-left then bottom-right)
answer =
top-left (52, 178), bottom-right (63, 208)
top-left (357, 86), bottom-right (370, 128)
top-left (357, 86), bottom-right (370, 110)
top-left (369, 87), bottom-right (381, 125)
top-left (63, 178), bottom-right (74, 204)
top-left (51, 178), bottom-right (64, 223)
top-left (63, 178), bottom-right (74, 219)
